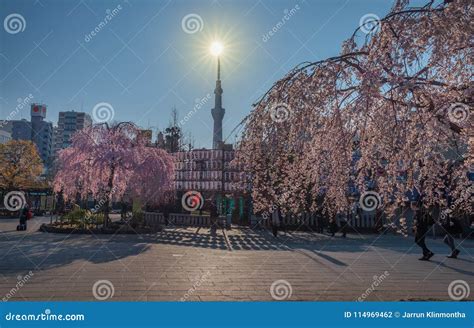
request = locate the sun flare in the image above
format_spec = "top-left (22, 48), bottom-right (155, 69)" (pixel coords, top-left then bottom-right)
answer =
top-left (210, 41), bottom-right (224, 56)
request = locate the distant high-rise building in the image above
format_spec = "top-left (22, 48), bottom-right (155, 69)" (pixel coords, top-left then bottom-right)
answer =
top-left (52, 126), bottom-right (59, 152)
top-left (0, 130), bottom-right (11, 144)
top-left (54, 111), bottom-right (92, 153)
top-left (30, 103), bottom-right (53, 164)
top-left (0, 104), bottom-right (52, 165)
top-left (173, 146), bottom-right (243, 194)
top-left (1, 120), bottom-right (32, 141)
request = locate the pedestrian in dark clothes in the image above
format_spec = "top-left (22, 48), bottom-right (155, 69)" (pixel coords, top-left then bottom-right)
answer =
top-left (17, 206), bottom-right (29, 231)
top-left (412, 202), bottom-right (434, 261)
top-left (329, 218), bottom-right (338, 237)
top-left (271, 209), bottom-right (280, 237)
top-left (340, 218), bottom-right (348, 238)
top-left (442, 213), bottom-right (462, 258)
top-left (316, 212), bottom-right (324, 234)
top-left (209, 199), bottom-right (219, 234)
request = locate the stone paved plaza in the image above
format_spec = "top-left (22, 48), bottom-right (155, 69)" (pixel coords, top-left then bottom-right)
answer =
top-left (0, 216), bottom-right (472, 301)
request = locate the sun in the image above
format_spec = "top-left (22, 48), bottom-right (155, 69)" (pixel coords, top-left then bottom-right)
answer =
top-left (210, 41), bottom-right (223, 57)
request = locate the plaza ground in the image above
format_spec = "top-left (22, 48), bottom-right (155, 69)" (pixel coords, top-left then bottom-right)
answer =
top-left (0, 216), bottom-right (472, 301)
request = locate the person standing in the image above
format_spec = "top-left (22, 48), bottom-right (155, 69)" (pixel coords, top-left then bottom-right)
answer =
top-left (17, 205), bottom-right (29, 231)
top-left (412, 202), bottom-right (434, 261)
top-left (209, 198), bottom-right (219, 235)
top-left (162, 202), bottom-right (171, 227)
top-left (316, 213), bottom-right (324, 234)
top-left (442, 213), bottom-right (462, 258)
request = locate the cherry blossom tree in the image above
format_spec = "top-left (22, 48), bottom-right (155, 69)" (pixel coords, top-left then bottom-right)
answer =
top-left (236, 0), bottom-right (473, 220)
top-left (53, 122), bottom-right (175, 226)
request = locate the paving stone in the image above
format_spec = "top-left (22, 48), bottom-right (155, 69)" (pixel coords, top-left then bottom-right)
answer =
top-left (0, 217), bottom-right (472, 301)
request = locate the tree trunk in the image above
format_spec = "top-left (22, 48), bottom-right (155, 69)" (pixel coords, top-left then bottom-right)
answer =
top-left (104, 163), bottom-right (115, 228)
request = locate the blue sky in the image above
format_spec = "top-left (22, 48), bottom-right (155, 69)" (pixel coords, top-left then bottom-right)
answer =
top-left (1, 0), bottom-right (401, 148)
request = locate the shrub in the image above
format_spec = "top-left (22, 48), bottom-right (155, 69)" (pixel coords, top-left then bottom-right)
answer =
top-left (90, 212), bottom-right (104, 226)
top-left (62, 208), bottom-right (87, 226)
top-left (130, 210), bottom-right (144, 228)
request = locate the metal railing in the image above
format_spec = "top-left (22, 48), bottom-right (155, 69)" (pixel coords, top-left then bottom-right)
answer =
top-left (144, 212), bottom-right (226, 228)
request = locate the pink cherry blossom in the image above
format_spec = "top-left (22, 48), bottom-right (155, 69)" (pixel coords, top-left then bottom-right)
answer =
top-left (53, 122), bottom-right (175, 218)
top-left (235, 0), bottom-right (473, 219)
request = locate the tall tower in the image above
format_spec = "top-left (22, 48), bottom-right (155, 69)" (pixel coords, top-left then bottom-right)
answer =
top-left (211, 57), bottom-right (225, 149)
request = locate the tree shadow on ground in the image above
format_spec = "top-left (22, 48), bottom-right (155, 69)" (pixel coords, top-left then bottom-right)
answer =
top-left (455, 258), bottom-right (474, 264)
top-left (109, 226), bottom-right (367, 255)
top-left (110, 227), bottom-right (283, 251)
top-left (429, 260), bottom-right (474, 277)
top-left (1, 222), bottom-right (472, 276)
top-left (0, 232), bottom-right (150, 275)
top-left (293, 248), bottom-right (348, 266)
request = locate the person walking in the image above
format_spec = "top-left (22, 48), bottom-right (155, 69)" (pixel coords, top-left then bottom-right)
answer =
top-left (412, 202), bottom-right (434, 261)
top-left (442, 213), bottom-right (462, 258)
top-left (338, 211), bottom-right (350, 238)
top-left (271, 208), bottom-right (280, 237)
top-left (329, 217), bottom-right (338, 237)
top-left (340, 217), bottom-right (348, 238)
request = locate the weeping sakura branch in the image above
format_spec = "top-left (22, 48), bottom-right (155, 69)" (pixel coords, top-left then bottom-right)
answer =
top-left (236, 0), bottom-right (473, 220)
